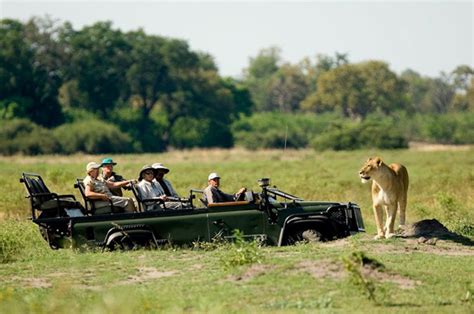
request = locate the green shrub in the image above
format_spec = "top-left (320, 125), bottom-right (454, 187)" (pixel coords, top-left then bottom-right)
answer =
top-left (412, 112), bottom-right (474, 144)
top-left (0, 219), bottom-right (50, 263)
top-left (220, 230), bottom-right (264, 269)
top-left (53, 119), bottom-right (134, 154)
top-left (111, 107), bottom-right (167, 152)
top-left (170, 117), bottom-right (233, 148)
top-left (311, 119), bottom-right (408, 151)
top-left (232, 112), bottom-right (341, 149)
top-left (0, 119), bottom-right (61, 155)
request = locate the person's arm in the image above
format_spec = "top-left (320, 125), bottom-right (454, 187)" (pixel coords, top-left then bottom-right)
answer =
top-left (203, 187), bottom-right (215, 204)
top-left (166, 180), bottom-right (179, 198)
top-left (85, 184), bottom-right (109, 201)
top-left (234, 187), bottom-right (247, 200)
top-left (106, 179), bottom-right (134, 189)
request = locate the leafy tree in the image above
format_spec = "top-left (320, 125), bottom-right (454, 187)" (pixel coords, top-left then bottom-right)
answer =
top-left (299, 52), bottom-right (349, 95)
top-left (401, 69), bottom-right (430, 113)
top-left (467, 78), bottom-right (474, 111)
top-left (125, 32), bottom-right (171, 119)
top-left (0, 18), bottom-right (65, 126)
top-left (302, 61), bottom-right (407, 118)
top-left (64, 21), bottom-right (132, 116)
top-left (243, 47), bottom-right (281, 111)
top-left (423, 74), bottom-right (455, 114)
top-left (265, 64), bottom-right (309, 112)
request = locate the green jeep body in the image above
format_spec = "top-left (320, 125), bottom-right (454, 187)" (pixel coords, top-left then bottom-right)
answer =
top-left (24, 175), bottom-right (365, 250)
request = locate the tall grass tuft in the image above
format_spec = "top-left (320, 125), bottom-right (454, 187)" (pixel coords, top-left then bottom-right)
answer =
top-left (220, 230), bottom-right (265, 269)
top-left (342, 251), bottom-right (380, 302)
top-left (0, 219), bottom-right (50, 263)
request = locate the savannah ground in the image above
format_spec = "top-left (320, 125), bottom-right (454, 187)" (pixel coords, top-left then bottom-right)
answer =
top-left (0, 148), bottom-right (473, 313)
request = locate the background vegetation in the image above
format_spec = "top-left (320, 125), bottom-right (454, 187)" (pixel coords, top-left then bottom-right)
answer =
top-left (1, 17), bottom-right (473, 155)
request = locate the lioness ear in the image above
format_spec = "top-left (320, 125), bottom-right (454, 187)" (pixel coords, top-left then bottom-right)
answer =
top-left (374, 157), bottom-right (383, 166)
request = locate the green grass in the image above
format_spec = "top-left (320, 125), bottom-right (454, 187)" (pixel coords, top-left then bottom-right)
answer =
top-left (0, 148), bottom-right (473, 313)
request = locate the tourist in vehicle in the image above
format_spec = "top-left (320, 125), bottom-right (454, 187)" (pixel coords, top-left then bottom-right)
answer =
top-left (136, 165), bottom-right (167, 211)
top-left (101, 157), bottom-right (127, 196)
top-left (203, 172), bottom-right (246, 204)
top-left (84, 162), bottom-right (136, 213)
top-left (152, 163), bottom-right (181, 209)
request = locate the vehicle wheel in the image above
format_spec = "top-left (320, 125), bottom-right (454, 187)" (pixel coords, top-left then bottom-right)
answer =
top-left (106, 235), bottom-right (137, 251)
top-left (39, 226), bottom-right (60, 250)
top-left (286, 228), bottom-right (323, 245)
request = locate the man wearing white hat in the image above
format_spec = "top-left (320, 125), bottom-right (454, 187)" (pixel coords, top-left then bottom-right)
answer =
top-left (152, 163), bottom-right (180, 209)
top-left (83, 162), bottom-right (136, 213)
top-left (203, 172), bottom-right (246, 205)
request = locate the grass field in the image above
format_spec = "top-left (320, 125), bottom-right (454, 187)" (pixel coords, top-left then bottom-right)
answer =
top-left (0, 148), bottom-right (473, 313)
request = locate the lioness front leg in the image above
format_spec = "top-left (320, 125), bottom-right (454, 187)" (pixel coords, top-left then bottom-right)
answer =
top-left (373, 204), bottom-right (385, 239)
top-left (385, 204), bottom-right (398, 238)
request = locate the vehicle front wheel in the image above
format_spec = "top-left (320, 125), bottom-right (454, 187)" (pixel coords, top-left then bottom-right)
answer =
top-left (286, 228), bottom-right (323, 245)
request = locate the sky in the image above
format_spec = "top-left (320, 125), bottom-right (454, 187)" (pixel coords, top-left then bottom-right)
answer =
top-left (1, 0), bottom-right (473, 78)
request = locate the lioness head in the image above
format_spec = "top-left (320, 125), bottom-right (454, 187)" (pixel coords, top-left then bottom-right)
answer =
top-left (359, 157), bottom-right (383, 183)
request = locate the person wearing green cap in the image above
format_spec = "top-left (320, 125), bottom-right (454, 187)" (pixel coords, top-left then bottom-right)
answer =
top-left (101, 157), bottom-right (127, 197)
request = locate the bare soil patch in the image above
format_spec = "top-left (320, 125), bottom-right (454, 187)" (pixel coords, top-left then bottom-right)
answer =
top-left (11, 276), bottom-right (52, 289)
top-left (409, 141), bottom-right (473, 151)
top-left (360, 261), bottom-right (421, 290)
top-left (227, 264), bottom-right (276, 282)
top-left (296, 259), bottom-right (420, 289)
top-left (297, 260), bottom-right (345, 280)
top-left (120, 267), bottom-right (177, 285)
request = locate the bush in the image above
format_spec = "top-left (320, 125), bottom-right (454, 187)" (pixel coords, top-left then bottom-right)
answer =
top-left (111, 107), bottom-right (167, 152)
top-left (311, 119), bottom-right (408, 151)
top-left (232, 112), bottom-right (341, 149)
top-left (0, 119), bottom-right (61, 155)
top-left (170, 117), bottom-right (233, 148)
top-left (53, 119), bottom-right (134, 154)
top-left (0, 219), bottom-right (50, 263)
top-left (414, 112), bottom-right (474, 144)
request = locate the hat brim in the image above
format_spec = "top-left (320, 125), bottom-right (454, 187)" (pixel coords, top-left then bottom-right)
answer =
top-left (154, 168), bottom-right (169, 173)
top-left (102, 162), bottom-right (117, 166)
top-left (139, 168), bottom-right (157, 180)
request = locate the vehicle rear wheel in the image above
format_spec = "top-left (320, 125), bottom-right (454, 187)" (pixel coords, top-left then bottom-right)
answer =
top-left (286, 228), bottom-right (323, 245)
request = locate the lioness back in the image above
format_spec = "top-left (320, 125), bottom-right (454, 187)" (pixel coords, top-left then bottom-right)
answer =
top-left (389, 163), bottom-right (409, 194)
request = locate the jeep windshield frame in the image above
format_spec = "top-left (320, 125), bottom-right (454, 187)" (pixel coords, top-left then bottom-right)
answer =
top-left (264, 187), bottom-right (303, 202)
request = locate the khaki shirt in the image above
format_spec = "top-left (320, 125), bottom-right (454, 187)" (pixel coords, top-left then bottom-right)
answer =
top-left (83, 175), bottom-right (113, 197)
top-left (203, 185), bottom-right (235, 204)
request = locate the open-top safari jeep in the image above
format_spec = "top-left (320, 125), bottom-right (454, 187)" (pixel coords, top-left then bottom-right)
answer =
top-left (21, 174), bottom-right (365, 250)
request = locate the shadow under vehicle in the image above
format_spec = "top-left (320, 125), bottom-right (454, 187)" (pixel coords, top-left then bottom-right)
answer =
top-left (20, 174), bottom-right (365, 250)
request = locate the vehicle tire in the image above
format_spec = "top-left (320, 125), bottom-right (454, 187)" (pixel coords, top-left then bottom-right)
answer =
top-left (39, 226), bottom-right (60, 250)
top-left (286, 228), bottom-right (323, 245)
top-left (106, 235), bottom-right (137, 251)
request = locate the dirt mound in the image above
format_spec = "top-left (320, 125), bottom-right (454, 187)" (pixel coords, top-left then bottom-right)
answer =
top-left (400, 219), bottom-right (473, 246)
top-left (400, 219), bottom-right (450, 237)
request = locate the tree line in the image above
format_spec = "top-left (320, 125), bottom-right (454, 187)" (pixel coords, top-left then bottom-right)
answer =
top-left (1, 17), bottom-right (473, 155)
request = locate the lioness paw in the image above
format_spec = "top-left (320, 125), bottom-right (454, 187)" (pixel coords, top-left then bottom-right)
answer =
top-left (385, 232), bottom-right (396, 239)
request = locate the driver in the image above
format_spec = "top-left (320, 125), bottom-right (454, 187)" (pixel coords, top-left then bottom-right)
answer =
top-left (203, 173), bottom-right (246, 205)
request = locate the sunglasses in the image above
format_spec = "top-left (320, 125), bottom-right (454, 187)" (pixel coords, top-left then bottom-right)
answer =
top-left (144, 171), bottom-right (154, 175)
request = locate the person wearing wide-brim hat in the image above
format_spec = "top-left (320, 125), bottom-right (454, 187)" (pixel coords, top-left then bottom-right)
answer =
top-left (83, 161), bottom-right (136, 214)
top-left (100, 157), bottom-right (127, 197)
top-left (136, 165), bottom-right (164, 211)
top-left (203, 172), bottom-right (246, 205)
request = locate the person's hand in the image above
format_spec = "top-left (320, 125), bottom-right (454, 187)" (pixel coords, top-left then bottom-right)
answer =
top-left (159, 195), bottom-right (168, 201)
top-left (237, 187), bottom-right (247, 195)
top-left (128, 179), bottom-right (137, 185)
top-left (103, 194), bottom-right (111, 201)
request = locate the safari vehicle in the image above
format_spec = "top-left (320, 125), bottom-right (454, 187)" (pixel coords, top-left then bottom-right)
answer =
top-left (20, 174), bottom-right (365, 250)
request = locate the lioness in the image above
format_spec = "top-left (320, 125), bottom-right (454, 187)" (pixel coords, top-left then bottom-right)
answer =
top-left (359, 157), bottom-right (409, 239)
